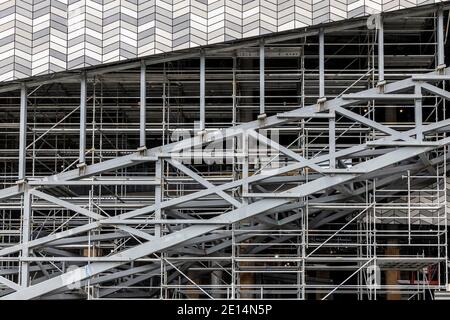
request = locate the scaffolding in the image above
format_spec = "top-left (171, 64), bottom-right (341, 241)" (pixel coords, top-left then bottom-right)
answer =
top-left (0, 4), bottom-right (449, 300)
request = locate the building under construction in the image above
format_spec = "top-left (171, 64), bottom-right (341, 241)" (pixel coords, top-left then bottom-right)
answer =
top-left (0, 0), bottom-right (450, 300)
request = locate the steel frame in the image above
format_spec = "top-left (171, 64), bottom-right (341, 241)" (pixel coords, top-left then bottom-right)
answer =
top-left (0, 5), bottom-right (449, 300)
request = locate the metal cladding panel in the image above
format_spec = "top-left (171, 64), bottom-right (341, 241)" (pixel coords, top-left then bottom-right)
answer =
top-left (0, 0), bottom-right (445, 81)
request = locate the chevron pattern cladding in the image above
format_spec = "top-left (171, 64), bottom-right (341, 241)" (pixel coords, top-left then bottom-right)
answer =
top-left (0, 0), bottom-right (445, 81)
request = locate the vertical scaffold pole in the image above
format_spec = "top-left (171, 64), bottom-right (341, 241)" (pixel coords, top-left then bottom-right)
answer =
top-left (200, 50), bottom-right (206, 131)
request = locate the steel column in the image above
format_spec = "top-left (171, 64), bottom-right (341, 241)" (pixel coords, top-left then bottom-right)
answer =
top-left (140, 61), bottom-right (146, 148)
top-left (415, 84), bottom-right (423, 141)
top-left (20, 188), bottom-right (31, 287)
top-left (200, 50), bottom-right (206, 131)
top-left (319, 29), bottom-right (325, 98)
top-left (155, 159), bottom-right (162, 237)
top-left (438, 9), bottom-right (445, 67)
top-left (329, 112), bottom-right (336, 169)
top-left (319, 30), bottom-right (335, 168)
top-left (79, 73), bottom-right (87, 165)
top-left (18, 83), bottom-right (27, 181)
top-left (378, 17), bottom-right (385, 84)
top-left (260, 41), bottom-right (265, 115)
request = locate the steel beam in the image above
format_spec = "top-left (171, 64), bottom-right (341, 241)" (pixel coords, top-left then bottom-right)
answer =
top-left (167, 159), bottom-right (242, 208)
top-left (30, 189), bottom-right (103, 221)
top-left (334, 106), bottom-right (416, 142)
top-left (421, 82), bottom-right (450, 100)
top-left (0, 276), bottom-right (21, 291)
top-left (247, 130), bottom-right (322, 172)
